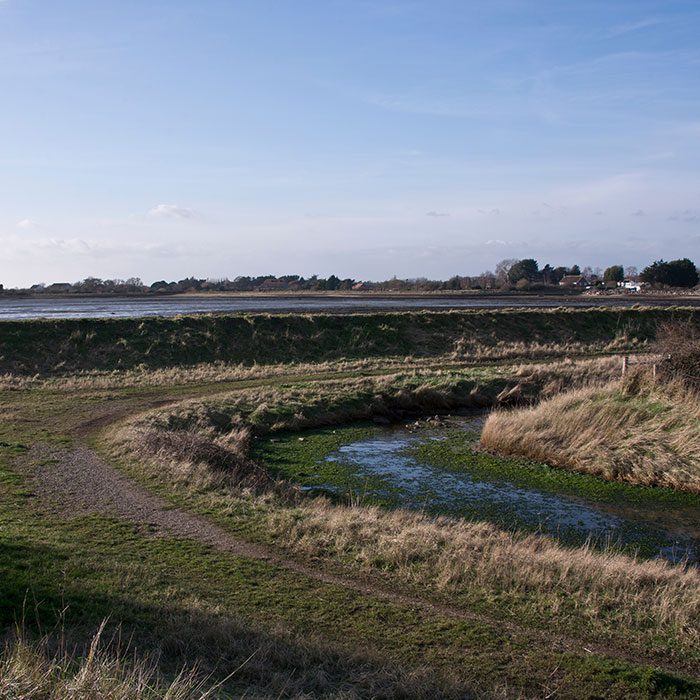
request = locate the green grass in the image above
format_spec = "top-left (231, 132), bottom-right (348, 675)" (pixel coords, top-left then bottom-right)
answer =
top-left (257, 423), bottom-right (382, 500)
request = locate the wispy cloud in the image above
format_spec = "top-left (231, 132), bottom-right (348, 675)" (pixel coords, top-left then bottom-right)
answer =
top-left (16, 218), bottom-right (39, 229)
top-left (606, 17), bottom-right (667, 38)
top-left (29, 237), bottom-right (176, 257)
top-left (426, 210), bottom-right (449, 217)
top-left (148, 203), bottom-right (195, 220)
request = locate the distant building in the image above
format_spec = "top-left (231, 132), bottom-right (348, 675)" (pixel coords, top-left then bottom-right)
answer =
top-left (623, 280), bottom-right (643, 292)
top-left (559, 275), bottom-right (587, 288)
top-left (45, 283), bottom-right (72, 293)
top-left (352, 282), bottom-right (367, 290)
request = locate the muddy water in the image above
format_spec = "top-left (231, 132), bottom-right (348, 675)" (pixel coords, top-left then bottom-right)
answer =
top-left (319, 416), bottom-right (700, 564)
top-left (2, 294), bottom-right (699, 319)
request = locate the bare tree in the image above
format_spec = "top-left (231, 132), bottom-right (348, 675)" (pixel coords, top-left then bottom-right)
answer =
top-left (495, 258), bottom-right (517, 285)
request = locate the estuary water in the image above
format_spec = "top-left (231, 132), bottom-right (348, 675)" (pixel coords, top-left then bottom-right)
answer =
top-left (0, 294), bottom-right (698, 320)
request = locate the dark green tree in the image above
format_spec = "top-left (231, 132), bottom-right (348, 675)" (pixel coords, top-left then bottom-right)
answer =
top-left (326, 274), bottom-right (341, 290)
top-left (552, 266), bottom-right (569, 283)
top-left (603, 265), bottom-right (624, 283)
top-left (507, 259), bottom-right (539, 284)
top-left (640, 259), bottom-right (699, 288)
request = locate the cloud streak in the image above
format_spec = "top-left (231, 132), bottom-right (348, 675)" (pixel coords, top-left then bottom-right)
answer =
top-left (148, 204), bottom-right (195, 220)
top-left (606, 17), bottom-right (667, 38)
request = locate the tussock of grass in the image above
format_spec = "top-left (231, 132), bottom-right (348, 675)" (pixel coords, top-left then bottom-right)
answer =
top-left (481, 372), bottom-right (700, 492)
top-left (141, 427), bottom-right (270, 492)
top-left (0, 622), bottom-right (212, 699)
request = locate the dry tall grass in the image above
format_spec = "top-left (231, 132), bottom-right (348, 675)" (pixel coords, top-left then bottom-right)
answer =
top-left (266, 498), bottom-right (700, 647)
top-left (481, 372), bottom-right (700, 492)
top-left (0, 616), bottom-right (474, 700)
top-left (0, 344), bottom-right (628, 391)
top-left (0, 623), bottom-right (214, 700)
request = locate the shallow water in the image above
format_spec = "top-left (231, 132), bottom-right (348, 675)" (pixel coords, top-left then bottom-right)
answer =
top-left (0, 294), bottom-right (697, 319)
top-left (317, 416), bottom-right (700, 564)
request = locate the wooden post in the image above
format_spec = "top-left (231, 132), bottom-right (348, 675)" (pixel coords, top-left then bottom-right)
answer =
top-left (622, 356), bottom-right (628, 376)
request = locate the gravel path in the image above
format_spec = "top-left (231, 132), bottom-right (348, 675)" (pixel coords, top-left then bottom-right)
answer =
top-left (24, 443), bottom-right (697, 678)
top-left (31, 443), bottom-right (274, 560)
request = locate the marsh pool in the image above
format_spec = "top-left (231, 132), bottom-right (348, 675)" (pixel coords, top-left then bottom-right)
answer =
top-left (256, 414), bottom-right (700, 564)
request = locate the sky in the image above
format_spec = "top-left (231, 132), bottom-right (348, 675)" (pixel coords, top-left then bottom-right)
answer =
top-left (1, 0), bottom-right (700, 286)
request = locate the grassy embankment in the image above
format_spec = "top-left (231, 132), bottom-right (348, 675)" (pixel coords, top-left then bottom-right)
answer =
top-left (3, 308), bottom-right (700, 697)
top-left (0, 306), bottom-right (696, 375)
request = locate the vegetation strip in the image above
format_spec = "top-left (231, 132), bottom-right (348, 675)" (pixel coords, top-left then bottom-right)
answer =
top-left (1, 306), bottom-right (697, 375)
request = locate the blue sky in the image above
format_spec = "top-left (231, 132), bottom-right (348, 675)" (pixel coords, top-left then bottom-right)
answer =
top-left (1, 0), bottom-right (700, 285)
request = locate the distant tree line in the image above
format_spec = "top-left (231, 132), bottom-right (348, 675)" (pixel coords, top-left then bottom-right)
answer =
top-left (480, 257), bottom-right (699, 290)
top-left (639, 259), bottom-right (699, 288)
top-left (9, 256), bottom-right (700, 295)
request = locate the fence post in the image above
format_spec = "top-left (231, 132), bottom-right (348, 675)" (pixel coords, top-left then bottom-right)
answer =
top-left (622, 356), bottom-right (628, 376)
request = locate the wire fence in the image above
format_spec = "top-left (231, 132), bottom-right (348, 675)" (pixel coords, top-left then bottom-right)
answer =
top-left (621, 354), bottom-right (666, 377)
top-left (621, 353), bottom-right (700, 385)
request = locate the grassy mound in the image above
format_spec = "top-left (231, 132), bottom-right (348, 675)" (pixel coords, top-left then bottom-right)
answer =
top-left (481, 374), bottom-right (700, 492)
top-left (0, 306), bottom-right (696, 375)
top-left (122, 360), bottom-right (618, 492)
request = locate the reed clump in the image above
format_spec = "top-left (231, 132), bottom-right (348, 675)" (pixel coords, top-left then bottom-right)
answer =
top-left (481, 371), bottom-right (700, 492)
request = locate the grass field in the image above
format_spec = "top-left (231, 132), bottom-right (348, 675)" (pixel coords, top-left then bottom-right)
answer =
top-left (2, 309), bottom-right (700, 698)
